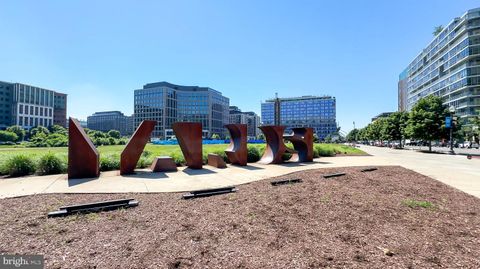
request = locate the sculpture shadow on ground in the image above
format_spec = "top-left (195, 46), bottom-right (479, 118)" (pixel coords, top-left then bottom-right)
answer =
top-left (67, 177), bottom-right (99, 187)
top-left (182, 168), bottom-right (217, 176)
top-left (230, 164), bottom-right (264, 170)
top-left (121, 171), bottom-right (170, 180)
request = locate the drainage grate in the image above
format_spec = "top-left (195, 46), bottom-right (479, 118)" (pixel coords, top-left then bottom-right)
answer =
top-left (183, 186), bottom-right (237, 199)
top-left (48, 198), bottom-right (139, 218)
top-left (271, 178), bottom-right (302, 186)
top-left (361, 167), bottom-right (378, 172)
top-left (323, 172), bottom-right (346, 178)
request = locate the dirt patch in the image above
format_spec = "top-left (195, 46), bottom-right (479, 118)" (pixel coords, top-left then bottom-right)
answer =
top-left (0, 166), bottom-right (479, 268)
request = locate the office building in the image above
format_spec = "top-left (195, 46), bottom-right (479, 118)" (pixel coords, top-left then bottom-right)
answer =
top-left (54, 92), bottom-right (67, 127)
top-left (261, 95), bottom-right (337, 139)
top-left (0, 81), bottom-right (67, 130)
top-left (87, 111), bottom-right (133, 136)
top-left (229, 106), bottom-right (261, 139)
top-left (0, 81), bottom-right (13, 130)
top-left (134, 81), bottom-right (230, 139)
top-left (398, 69), bottom-right (408, 112)
top-left (399, 8), bottom-right (480, 123)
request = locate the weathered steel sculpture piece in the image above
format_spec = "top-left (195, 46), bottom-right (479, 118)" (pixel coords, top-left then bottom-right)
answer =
top-left (68, 117), bottom-right (100, 179)
top-left (172, 122), bottom-right (203, 169)
top-left (208, 153), bottom-right (227, 168)
top-left (224, 124), bottom-right (247, 166)
top-left (120, 120), bottom-right (156, 175)
top-left (283, 127), bottom-right (314, 162)
top-left (258, 125), bottom-right (287, 164)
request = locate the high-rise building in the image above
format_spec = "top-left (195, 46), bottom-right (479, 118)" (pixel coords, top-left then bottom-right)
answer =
top-left (54, 92), bottom-right (67, 127)
top-left (0, 81), bottom-right (67, 130)
top-left (0, 81), bottom-right (13, 130)
top-left (134, 81), bottom-right (230, 139)
top-left (398, 69), bottom-right (408, 112)
top-left (400, 8), bottom-right (480, 124)
top-left (261, 95), bottom-right (337, 139)
top-left (87, 111), bottom-right (133, 136)
top-left (229, 106), bottom-right (261, 139)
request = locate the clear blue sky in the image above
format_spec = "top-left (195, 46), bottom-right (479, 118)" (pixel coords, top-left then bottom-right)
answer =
top-left (0, 0), bottom-right (478, 133)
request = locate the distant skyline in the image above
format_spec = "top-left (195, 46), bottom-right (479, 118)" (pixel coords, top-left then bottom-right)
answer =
top-left (0, 0), bottom-right (478, 133)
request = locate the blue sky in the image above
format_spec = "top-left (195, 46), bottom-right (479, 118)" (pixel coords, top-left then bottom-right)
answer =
top-left (0, 0), bottom-right (478, 133)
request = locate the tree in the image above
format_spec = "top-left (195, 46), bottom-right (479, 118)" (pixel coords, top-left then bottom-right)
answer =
top-left (211, 133), bottom-right (221, 140)
top-left (30, 126), bottom-right (50, 137)
top-left (6, 125), bottom-right (26, 141)
top-left (50, 125), bottom-right (67, 135)
top-left (0, 131), bottom-right (19, 142)
top-left (107, 130), bottom-right (121, 139)
top-left (433, 25), bottom-right (444, 36)
top-left (405, 95), bottom-right (448, 152)
top-left (383, 111), bottom-right (409, 147)
top-left (346, 129), bottom-right (359, 142)
top-left (313, 134), bottom-right (319, 143)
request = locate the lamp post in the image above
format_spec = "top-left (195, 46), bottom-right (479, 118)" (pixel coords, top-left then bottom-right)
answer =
top-left (448, 106), bottom-right (456, 155)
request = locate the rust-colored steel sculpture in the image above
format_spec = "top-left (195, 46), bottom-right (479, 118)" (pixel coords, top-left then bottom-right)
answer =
top-left (120, 120), bottom-right (156, 175)
top-left (207, 153), bottom-right (227, 168)
top-left (68, 117), bottom-right (100, 179)
top-left (258, 125), bottom-right (287, 164)
top-left (284, 127), bottom-right (314, 162)
top-left (224, 124), bottom-right (247, 166)
top-left (151, 156), bottom-right (178, 172)
top-left (172, 122), bottom-right (203, 169)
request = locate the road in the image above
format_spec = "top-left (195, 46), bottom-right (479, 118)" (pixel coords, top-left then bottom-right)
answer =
top-left (359, 145), bottom-right (480, 198)
top-left (404, 145), bottom-right (480, 155)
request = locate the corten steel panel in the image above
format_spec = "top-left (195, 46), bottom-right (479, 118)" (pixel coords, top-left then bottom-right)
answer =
top-left (151, 156), bottom-right (177, 172)
top-left (68, 117), bottom-right (100, 179)
top-left (284, 127), bottom-right (314, 162)
top-left (207, 153), bottom-right (227, 168)
top-left (120, 120), bottom-right (156, 175)
top-left (258, 125), bottom-right (287, 164)
top-left (172, 122), bottom-right (203, 169)
top-left (224, 124), bottom-right (247, 166)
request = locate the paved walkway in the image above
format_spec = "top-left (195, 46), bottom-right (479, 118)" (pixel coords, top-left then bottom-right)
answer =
top-left (0, 146), bottom-right (478, 199)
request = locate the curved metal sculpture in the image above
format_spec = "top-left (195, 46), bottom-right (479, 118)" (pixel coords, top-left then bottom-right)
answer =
top-left (224, 124), bottom-right (247, 166)
top-left (120, 120), bottom-right (156, 175)
top-left (284, 127), bottom-right (314, 162)
top-left (68, 117), bottom-right (99, 179)
top-left (172, 122), bottom-right (203, 169)
top-left (258, 125), bottom-right (287, 164)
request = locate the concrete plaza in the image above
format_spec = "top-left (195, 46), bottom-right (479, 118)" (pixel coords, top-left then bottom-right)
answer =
top-left (0, 145), bottom-right (478, 199)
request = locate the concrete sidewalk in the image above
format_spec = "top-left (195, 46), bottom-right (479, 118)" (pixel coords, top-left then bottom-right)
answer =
top-left (0, 147), bottom-right (479, 199)
top-left (0, 156), bottom-right (388, 199)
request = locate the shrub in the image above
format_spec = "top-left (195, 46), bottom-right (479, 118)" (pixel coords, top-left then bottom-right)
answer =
top-left (171, 153), bottom-right (186, 166)
top-left (37, 153), bottom-right (66, 175)
top-left (136, 157), bottom-right (151, 169)
top-left (313, 147), bottom-right (320, 158)
top-left (247, 145), bottom-right (261, 162)
top-left (99, 155), bottom-right (120, 171)
top-left (2, 154), bottom-right (36, 177)
top-left (0, 130), bottom-right (18, 142)
top-left (315, 145), bottom-right (336, 157)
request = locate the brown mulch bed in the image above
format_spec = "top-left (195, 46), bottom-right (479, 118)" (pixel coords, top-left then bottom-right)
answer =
top-left (0, 166), bottom-right (479, 268)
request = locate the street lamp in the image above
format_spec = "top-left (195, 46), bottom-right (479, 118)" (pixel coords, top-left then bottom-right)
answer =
top-left (448, 106), bottom-right (456, 155)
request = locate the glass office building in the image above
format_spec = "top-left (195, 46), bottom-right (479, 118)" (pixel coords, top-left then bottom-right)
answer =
top-left (400, 8), bottom-right (480, 124)
top-left (134, 81), bottom-right (229, 139)
top-left (87, 111), bottom-right (133, 136)
top-left (261, 95), bottom-right (337, 139)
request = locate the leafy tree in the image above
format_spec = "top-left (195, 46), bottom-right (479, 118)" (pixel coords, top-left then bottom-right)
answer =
top-left (211, 133), bottom-right (221, 140)
top-left (405, 95), bottom-right (448, 151)
top-left (6, 125), bottom-right (26, 141)
top-left (28, 132), bottom-right (48, 147)
top-left (433, 25), bottom-right (444, 36)
top-left (49, 125), bottom-right (67, 135)
top-left (346, 128), bottom-right (359, 142)
top-left (0, 131), bottom-right (19, 142)
top-left (30, 126), bottom-right (50, 137)
top-left (107, 130), bottom-right (121, 139)
top-left (383, 111), bottom-right (409, 147)
top-left (313, 133), bottom-right (319, 143)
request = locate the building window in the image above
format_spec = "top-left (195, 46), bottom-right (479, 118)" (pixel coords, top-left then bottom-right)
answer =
top-left (19, 105), bottom-right (23, 114)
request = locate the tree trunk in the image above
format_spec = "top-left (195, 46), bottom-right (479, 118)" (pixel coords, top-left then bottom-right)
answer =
top-left (429, 141), bottom-right (432, 152)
